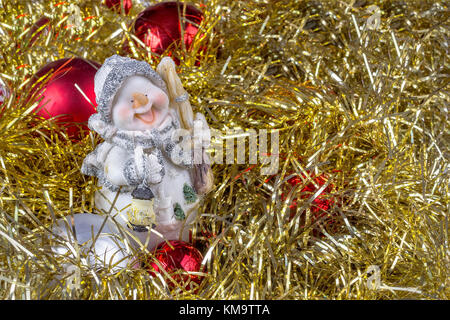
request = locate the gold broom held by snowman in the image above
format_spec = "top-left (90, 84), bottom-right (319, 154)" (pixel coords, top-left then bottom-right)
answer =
top-left (157, 57), bottom-right (214, 195)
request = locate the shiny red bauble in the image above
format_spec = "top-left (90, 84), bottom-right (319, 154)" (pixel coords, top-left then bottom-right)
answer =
top-left (285, 173), bottom-right (335, 216)
top-left (282, 172), bottom-right (340, 235)
top-left (132, 2), bottom-right (203, 56)
top-left (30, 58), bottom-right (100, 140)
top-left (104, 0), bottom-right (132, 14)
top-left (147, 240), bottom-right (204, 289)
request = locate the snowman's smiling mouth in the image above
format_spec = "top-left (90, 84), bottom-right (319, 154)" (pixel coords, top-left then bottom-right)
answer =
top-left (134, 105), bottom-right (155, 124)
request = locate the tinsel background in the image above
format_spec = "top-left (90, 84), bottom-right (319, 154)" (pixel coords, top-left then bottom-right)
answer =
top-left (0, 0), bottom-right (448, 299)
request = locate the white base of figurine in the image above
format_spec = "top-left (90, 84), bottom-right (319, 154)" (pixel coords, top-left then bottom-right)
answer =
top-left (94, 188), bottom-right (191, 251)
top-left (51, 213), bottom-right (132, 272)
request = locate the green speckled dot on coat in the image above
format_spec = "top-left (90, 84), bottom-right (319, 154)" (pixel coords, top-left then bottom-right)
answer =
top-left (183, 183), bottom-right (197, 204)
top-left (173, 202), bottom-right (185, 221)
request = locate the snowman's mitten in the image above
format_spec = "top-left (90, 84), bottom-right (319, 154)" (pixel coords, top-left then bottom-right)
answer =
top-left (144, 153), bottom-right (164, 185)
top-left (164, 139), bottom-right (193, 168)
top-left (193, 112), bottom-right (211, 148)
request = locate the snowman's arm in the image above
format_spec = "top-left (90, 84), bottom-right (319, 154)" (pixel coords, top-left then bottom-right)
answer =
top-left (104, 147), bottom-right (143, 187)
top-left (103, 147), bottom-right (130, 186)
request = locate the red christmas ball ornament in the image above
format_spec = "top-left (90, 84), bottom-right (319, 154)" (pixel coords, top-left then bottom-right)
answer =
top-left (103, 0), bottom-right (132, 14)
top-left (30, 57), bottom-right (100, 140)
top-left (132, 2), bottom-right (203, 57)
top-left (147, 240), bottom-right (204, 289)
top-left (282, 172), bottom-right (340, 236)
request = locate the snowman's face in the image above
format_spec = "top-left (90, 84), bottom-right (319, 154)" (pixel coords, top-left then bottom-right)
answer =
top-left (111, 75), bottom-right (170, 131)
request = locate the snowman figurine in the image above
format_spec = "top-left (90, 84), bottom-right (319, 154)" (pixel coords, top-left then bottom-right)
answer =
top-left (50, 55), bottom-right (213, 273)
top-left (80, 55), bottom-right (213, 252)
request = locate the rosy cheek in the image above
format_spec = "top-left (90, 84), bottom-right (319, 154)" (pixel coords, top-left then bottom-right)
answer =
top-left (113, 105), bottom-right (132, 125)
top-left (119, 107), bottom-right (131, 119)
top-left (152, 92), bottom-right (168, 108)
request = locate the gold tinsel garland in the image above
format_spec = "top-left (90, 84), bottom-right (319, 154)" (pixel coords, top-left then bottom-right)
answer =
top-left (0, 0), bottom-right (448, 299)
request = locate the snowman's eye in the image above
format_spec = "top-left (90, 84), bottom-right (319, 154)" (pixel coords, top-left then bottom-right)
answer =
top-left (130, 99), bottom-right (134, 103)
top-left (145, 94), bottom-right (148, 97)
